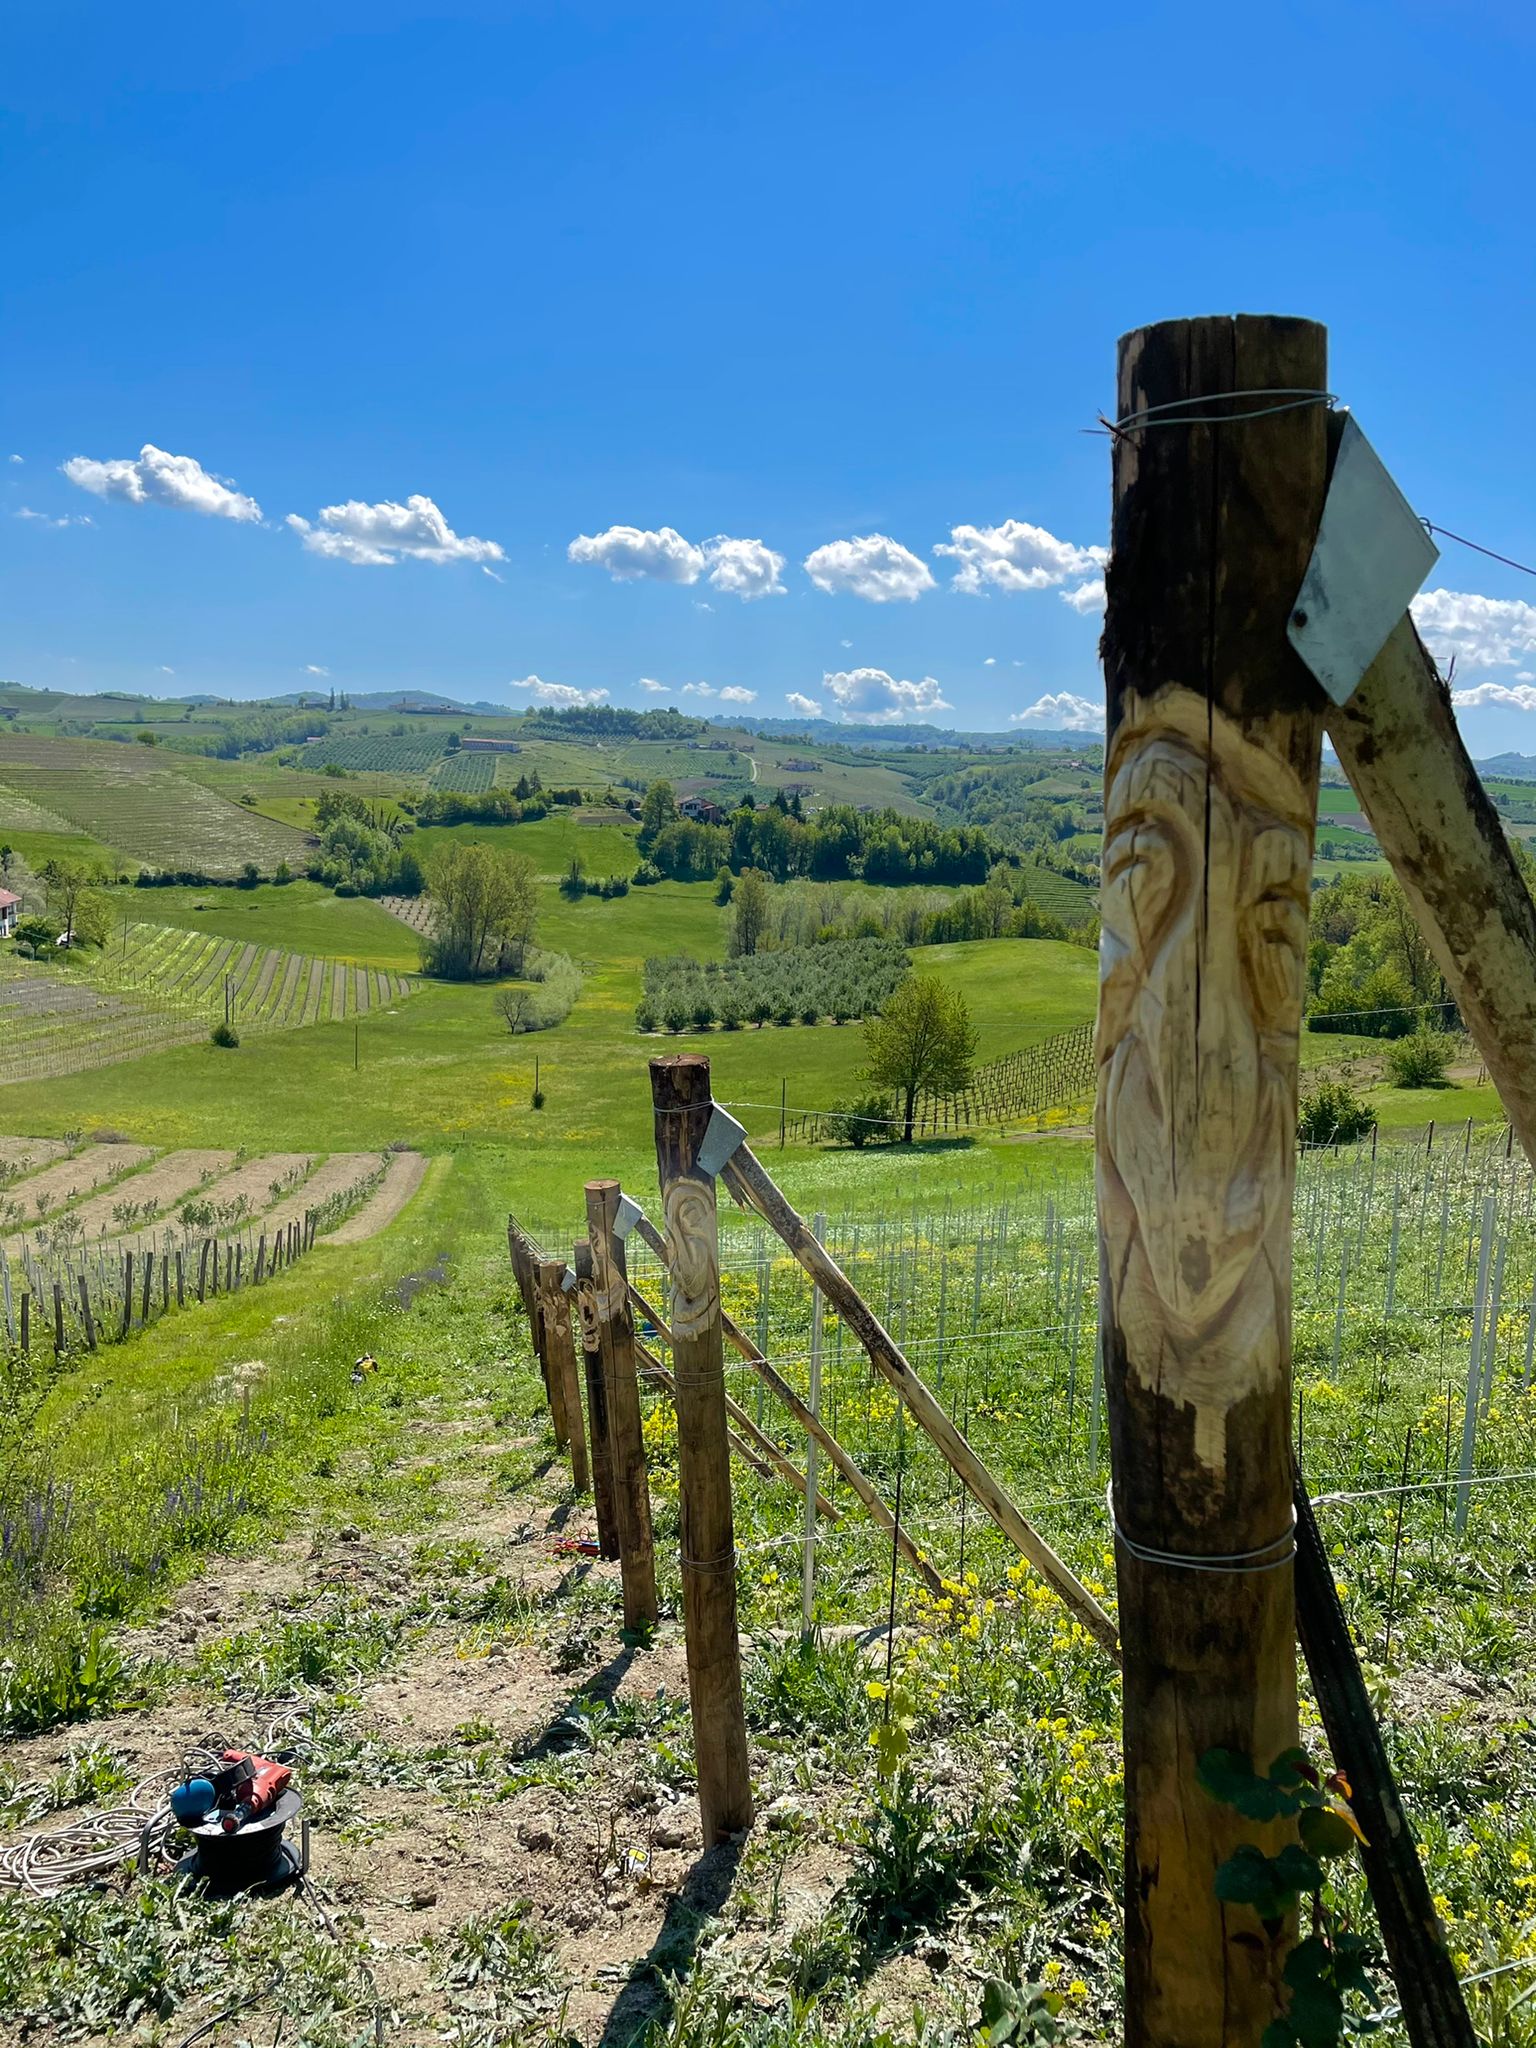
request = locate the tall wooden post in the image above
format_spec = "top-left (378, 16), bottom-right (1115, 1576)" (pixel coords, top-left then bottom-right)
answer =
top-left (537, 1258), bottom-right (589, 1493)
top-left (651, 1054), bottom-right (753, 1842)
top-left (573, 1242), bottom-right (620, 1558)
top-left (1099, 314), bottom-right (1328, 2043)
top-left (586, 1180), bottom-right (659, 1631)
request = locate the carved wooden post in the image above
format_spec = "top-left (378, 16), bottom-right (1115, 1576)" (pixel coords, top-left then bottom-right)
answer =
top-left (1099, 313), bottom-right (1328, 2044)
top-left (651, 1053), bottom-right (753, 1842)
top-left (573, 1242), bottom-right (620, 1558)
top-left (586, 1181), bottom-right (659, 1629)
top-left (537, 1257), bottom-right (589, 1493)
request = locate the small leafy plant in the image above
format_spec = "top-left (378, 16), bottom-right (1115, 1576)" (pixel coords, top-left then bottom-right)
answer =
top-left (1199, 1746), bottom-right (1378, 2047)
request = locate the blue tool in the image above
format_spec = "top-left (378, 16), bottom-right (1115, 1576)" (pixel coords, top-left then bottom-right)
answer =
top-left (170, 1777), bottom-right (218, 1825)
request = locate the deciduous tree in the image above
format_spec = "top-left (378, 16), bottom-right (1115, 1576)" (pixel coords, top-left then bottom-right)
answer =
top-left (424, 841), bottom-right (537, 979)
top-left (862, 975), bottom-right (977, 1143)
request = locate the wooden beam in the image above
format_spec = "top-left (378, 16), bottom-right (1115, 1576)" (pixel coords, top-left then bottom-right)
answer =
top-left (630, 1207), bottom-right (946, 1599)
top-left (573, 1242), bottom-right (621, 1559)
top-left (625, 1271), bottom-right (838, 1519)
top-left (536, 1258), bottom-right (588, 1493)
top-left (1327, 606), bottom-right (1536, 1165)
top-left (1099, 312), bottom-right (1327, 2043)
top-left (721, 1143), bottom-right (1116, 1654)
top-left (586, 1180), bottom-right (659, 1632)
top-left (650, 1053), bottom-right (753, 1843)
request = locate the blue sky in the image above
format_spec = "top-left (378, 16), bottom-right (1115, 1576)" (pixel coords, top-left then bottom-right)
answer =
top-left (3, 1), bottom-right (1534, 744)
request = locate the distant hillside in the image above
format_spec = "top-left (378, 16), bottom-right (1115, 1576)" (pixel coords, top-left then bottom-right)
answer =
top-left (1477, 753), bottom-right (1536, 781)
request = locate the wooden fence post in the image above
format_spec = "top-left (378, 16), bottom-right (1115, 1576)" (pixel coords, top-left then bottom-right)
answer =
top-left (78, 1276), bottom-right (97, 1351)
top-left (537, 1258), bottom-right (589, 1492)
top-left (52, 1282), bottom-right (64, 1353)
top-left (651, 1053), bottom-right (753, 1843)
top-left (20, 1293), bottom-right (29, 1356)
top-left (141, 1251), bottom-right (153, 1325)
top-left (573, 1243), bottom-right (620, 1558)
top-left (586, 1180), bottom-right (659, 1632)
top-left (1097, 312), bottom-right (1327, 2043)
top-left (176, 1249), bottom-right (184, 1307)
top-left (121, 1253), bottom-right (134, 1339)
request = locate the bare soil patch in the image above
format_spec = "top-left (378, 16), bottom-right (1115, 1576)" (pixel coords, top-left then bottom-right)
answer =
top-left (321, 1148), bottom-right (427, 1244)
top-left (1, 1141), bottom-right (156, 1224)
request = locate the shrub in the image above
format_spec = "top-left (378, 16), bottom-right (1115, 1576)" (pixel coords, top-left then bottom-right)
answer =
top-left (1385, 1029), bottom-right (1454, 1089)
top-left (210, 1021), bottom-right (240, 1049)
top-left (826, 1092), bottom-right (897, 1147)
top-left (631, 860), bottom-right (663, 886)
top-left (1297, 1079), bottom-right (1376, 1146)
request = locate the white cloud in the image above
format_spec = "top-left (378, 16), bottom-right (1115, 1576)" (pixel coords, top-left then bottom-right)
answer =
top-left (287, 495), bottom-right (503, 567)
top-left (1412, 588), bottom-right (1536, 673)
top-left (822, 667), bottom-right (952, 723)
top-left (839, 638), bottom-right (853, 649)
top-left (1010, 691), bottom-right (1104, 733)
top-left (1449, 682), bottom-right (1536, 712)
top-left (1060, 576), bottom-right (1106, 616)
top-left (8, 454), bottom-right (21, 465)
top-left (717, 686), bottom-right (757, 704)
top-left (983, 656), bottom-right (996, 666)
top-left (693, 600), bottom-right (714, 613)
top-left (786, 693), bottom-right (823, 717)
top-left (703, 536), bottom-right (785, 600)
top-left (508, 675), bottom-right (608, 709)
top-left (566, 524), bottom-right (786, 601)
top-left (158, 665), bottom-right (175, 675)
top-left (638, 677), bottom-right (668, 694)
top-left (1520, 671), bottom-right (1536, 682)
top-left (935, 520), bottom-right (1106, 595)
top-left (480, 565), bottom-right (504, 582)
top-left (15, 506), bottom-right (92, 528)
top-left (567, 524), bottom-right (705, 584)
top-left (803, 534), bottom-right (935, 603)
top-left (305, 664), bottom-right (330, 677)
top-left (63, 443), bottom-right (261, 521)
top-left (681, 682), bottom-right (715, 697)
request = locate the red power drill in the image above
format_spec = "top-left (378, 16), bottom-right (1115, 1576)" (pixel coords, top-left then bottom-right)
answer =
top-left (217, 1749), bottom-right (292, 1833)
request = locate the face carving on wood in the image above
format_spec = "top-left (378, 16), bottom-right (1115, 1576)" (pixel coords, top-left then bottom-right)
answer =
top-left (1096, 687), bottom-right (1313, 1471)
top-left (664, 1176), bottom-right (719, 1342)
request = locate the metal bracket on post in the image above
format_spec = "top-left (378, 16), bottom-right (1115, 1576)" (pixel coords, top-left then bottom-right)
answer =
top-left (697, 1106), bottom-right (748, 1179)
top-left (560, 1267), bottom-right (578, 1294)
top-left (612, 1193), bottom-right (643, 1241)
top-left (1287, 413), bottom-right (1438, 706)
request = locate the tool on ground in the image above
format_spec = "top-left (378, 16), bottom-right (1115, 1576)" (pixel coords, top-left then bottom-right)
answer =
top-left (165, 1750), bottom-right (305, 1890)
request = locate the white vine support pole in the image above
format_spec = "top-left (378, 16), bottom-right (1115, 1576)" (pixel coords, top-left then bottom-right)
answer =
top-left (1099, 312), bottom-right (1329, 2044)
top-left (650, 1053), bottom-right (754, 1843)
top-left (586, 1181), bottom-right (660, 1632)
top-left (801, 1212), bottom-right (827, 1637)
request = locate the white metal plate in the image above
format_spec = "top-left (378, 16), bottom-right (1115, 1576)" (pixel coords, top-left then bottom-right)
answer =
top-left (1288, 414), bottom-right (1438, 705)
top-left (697, 1106), bottom-right (748, 1178)
top-left (613, 1193), bottom-right (643, 1241)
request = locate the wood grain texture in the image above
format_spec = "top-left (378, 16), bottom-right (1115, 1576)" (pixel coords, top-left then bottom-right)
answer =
top-left (720, 1144), bottom-right (1118, 1653)
top-left (537, 1257), bottom-right (588, 1493)
top-left (1329, 608), bottom-right (1536, 1167)
top-left (586, 1180), bottom-right (659, 1632)
top-left (650, 1055), bottom-right (754, 1842)
top-left (574, 1242), bottom-right (620, 1560)
top-left (1099, 312), bottom-right (1327, 2046)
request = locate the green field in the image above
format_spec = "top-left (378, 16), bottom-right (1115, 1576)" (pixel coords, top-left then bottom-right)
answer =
top-left (104, 879), bottom-right (421, 970)
top-left (0, 736), bottom-right (311, 877)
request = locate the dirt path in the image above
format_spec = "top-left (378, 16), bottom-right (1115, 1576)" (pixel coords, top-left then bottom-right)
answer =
top-left (320, 1148), bottom-right (427, 1243)
top-left (57, 1148), bottom-right (236, 1241)
top-left (1, 1141), bottom-right (156, 1224)
top-left (0, 1136), bottom-right (67, 1175)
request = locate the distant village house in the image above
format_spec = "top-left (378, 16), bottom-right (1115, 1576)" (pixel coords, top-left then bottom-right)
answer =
top-left (678, 795), bottom-right (724, 825)
top-left (0, 889), bottom-right (20, 938)
top-left (458, 736), bottom-right (521, 753)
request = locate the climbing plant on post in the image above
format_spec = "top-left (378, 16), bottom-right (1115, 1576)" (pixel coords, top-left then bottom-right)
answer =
top-left (1098, 313), bottom-right (1328, 2045)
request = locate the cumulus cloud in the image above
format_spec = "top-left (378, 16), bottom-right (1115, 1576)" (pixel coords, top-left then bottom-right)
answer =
top-left (1449, 682), bottom-right (1536, 712)
top-left (717, 685), bottom-right (757, 704)
top-left (62, 443), bottom-right (261, 521)
top-left (703, 536), bottom-right (786, 600)
top-left (16, 506), bottom-right (92, 528)
top-left (681, 682), bottom-right (715, 697)
top-left (935, 519), bottom-right (1106, 595)
top-left (1060, 576), bottom-right (1106, 615)
top-left (1010, 691), bottom-right (1104, 734)
top-left (287, 495), bottom-right (503, 567)
top-left (1412, 588), bottom-right (1536, 674)
top-left (803, 534), bottom-right (935, 603)
top-left (638, 677), bottom-right (668, 693)
top-left (786, 693), bottom-right (823, 717)
top-left (305, 664), bottom-right (330, 677)
top-left (568, 523), bottom-right (704, 584)
top-left (8, 454), bottom-right (21, 465)
top-left (567, 525), bottom-right (786, 600)
top-left (508, 675), bottom-right (608, 708)
top-left (822, 668), bottom-right (951, 723)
